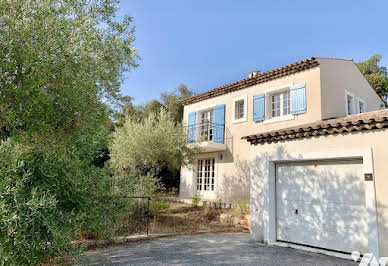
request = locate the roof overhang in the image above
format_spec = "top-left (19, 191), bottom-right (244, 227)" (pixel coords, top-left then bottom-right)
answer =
top-left (181, 57), bottom-right (320, 106)
top-left (242, 109), bottom-right (388, 145)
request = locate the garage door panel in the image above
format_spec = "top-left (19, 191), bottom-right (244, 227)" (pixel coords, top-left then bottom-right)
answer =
top-left (276, 159), bottom-right (368, 253)
top-left (277, 201), bottom-right (366, 228)
top-left (277, 162), bottom-right (365, 205)
top-left (277, 218), bottom-right (367, 252)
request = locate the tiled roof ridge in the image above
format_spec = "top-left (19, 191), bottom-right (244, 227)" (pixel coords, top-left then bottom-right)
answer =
top-left (242, 109), bottom-right (388, 145)
top-left (181, 57), bottom-right (320, 105)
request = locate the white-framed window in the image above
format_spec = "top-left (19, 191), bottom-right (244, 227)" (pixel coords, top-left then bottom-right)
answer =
top-left (357, 98), bottom-right (366, 113)
top-left (232, 94), bottom-right (247, 123)
top-left (199, 109), bottom-right (214, 141)
top-left (345, 90), bottom-right (356, 115)
top-left (271, 91), bottom-right (290, 118)
top-left (196, 158), bottom-right (215, 192)
top-left (262, 84), bottom-right (295, 124)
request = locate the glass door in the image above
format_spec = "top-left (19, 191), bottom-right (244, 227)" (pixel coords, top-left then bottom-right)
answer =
top-left (200, 110), bottom-right (214, 141)
top-left (196, 158), bottom-right (216, 198)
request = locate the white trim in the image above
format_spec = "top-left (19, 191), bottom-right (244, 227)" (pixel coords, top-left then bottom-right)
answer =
top-left (345, 90), bottom-right (356, 115)
top-left (357, 97), bottom-right (366, 114)
top-left (263, 83), bottom-right (294, 94)
top-left (260, 148), bottom-right (379, 258)
top-left (232, 94), bottom-right (248, 124)
top-left (263, 114), bottom-right (294, 124)
top-left (194, 104), bottom-right (216, 113)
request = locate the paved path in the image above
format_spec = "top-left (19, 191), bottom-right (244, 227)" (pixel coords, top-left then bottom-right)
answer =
top-left (77, 233), bottom-right (356, 265)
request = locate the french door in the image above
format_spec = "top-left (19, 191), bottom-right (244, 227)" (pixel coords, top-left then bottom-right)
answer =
top-left (196, 158), bottom-right (216, 198)
top-left (200, 110), bottom-right (214, 141)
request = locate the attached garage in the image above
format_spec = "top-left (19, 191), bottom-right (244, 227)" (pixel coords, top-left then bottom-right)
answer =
top-left (243, 110), bottom-right (388, 258)
top-left (275, 159), bottom-right (367, 253)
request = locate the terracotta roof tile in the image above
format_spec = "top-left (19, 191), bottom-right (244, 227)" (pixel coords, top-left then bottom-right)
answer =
top-left (181, 57), bottom-right (319, 105)
top-left (242, 109), bottom-right (388, 145)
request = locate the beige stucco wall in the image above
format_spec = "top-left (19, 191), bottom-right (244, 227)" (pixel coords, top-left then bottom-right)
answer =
top-left (180, 67), bottom-right (323, 202)
top-left (318, 58), bottom-right (383, 119)
top-left (249, 128), bottom-right (388, 256)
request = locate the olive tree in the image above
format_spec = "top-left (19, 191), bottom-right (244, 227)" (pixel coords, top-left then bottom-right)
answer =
top-left (0, 0), bottom-right (138, 145)
top-left (0, 0), bottom-right (137, 263)
top-left (109, 110), bottom-right (200, 191)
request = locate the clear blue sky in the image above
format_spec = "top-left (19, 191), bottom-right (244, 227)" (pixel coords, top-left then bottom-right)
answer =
top-left (117, 0), bottom-right (388, 105)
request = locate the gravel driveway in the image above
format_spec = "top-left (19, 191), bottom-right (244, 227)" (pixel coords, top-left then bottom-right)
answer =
top-left (77, 233), bottom-right (356, 265)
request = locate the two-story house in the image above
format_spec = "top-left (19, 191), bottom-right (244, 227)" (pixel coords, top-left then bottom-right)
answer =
top-left (179, 57), bottom-right (388, 258)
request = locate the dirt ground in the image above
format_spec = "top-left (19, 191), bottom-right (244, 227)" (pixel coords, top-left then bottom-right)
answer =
top-left (149, 200), bottom-right (247, 234)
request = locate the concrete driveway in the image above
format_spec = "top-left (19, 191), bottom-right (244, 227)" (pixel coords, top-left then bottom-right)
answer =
top-left (77, 233), bottom-right (356, 265)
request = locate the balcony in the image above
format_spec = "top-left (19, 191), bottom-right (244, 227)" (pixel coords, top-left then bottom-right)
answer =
top-left (187, 122), bottom-right (229, 152)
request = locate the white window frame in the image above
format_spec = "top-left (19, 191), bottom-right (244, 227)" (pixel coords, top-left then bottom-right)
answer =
top-left (263, 83), bottom-right (295, 124)
top-left (192, 155), bottom-right (218, 199)
top-left (232, 94), bottom-right (247, 124)
top-left (345, 90), bottom-right (356, 116)
top-left (357, 97), bottom-right (366, 114)
top-left (195, 158), bottom-right (216, 192)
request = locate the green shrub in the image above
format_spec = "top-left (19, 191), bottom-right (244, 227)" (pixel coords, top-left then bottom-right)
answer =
top-left (192, 196), bottom-right (201, 208)
top-left (236, 200), bottom-right (250, 215)
top-left (0, 141), bottom-right (71, 264)
top-left (0, 130), bottom-right (113, 264)
top-left (150, 201), bottom-right (170, 215)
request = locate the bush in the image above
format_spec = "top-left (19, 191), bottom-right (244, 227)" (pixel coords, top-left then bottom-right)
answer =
top-left (0, 129), bottom-right (113, 264)
top-left (236, 200), bottom-right (250, 215)
top-left (111, 170), bottom-right (163, 197)
top-left (192, 196), bottom-right (201, 208)
top-left (0, 141), bottom-right (71, 264)
top-left (149, 201), bottom-right (170, 215)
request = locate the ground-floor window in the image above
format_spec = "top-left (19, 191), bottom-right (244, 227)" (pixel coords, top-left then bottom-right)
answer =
top-left (196, 158), bottom-right (215, 191)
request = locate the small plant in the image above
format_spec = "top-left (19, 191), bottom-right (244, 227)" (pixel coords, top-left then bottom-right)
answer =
top-left (236, 200), bottom-right (250, 215)
top-left (217, 198), bottom-right (223, 209)
top-left (192, 196), bottom-right (201, 208)
top-left (150, 200), bottom-right (170, 215)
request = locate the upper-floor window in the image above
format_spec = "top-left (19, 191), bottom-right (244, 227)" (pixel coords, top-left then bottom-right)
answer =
top-left (235, 100), bottom-right (244, 120)
top-left (347, 95), bottom-right (354, 114)
top-left (345, 90), bottom-right (356, 115)
top-left (253, 83), bottom-right (306, 124)
top-left (271, 91), bottom-right (290, 118)
top-left (358, 98), bottom-right (366, 113)
top-left (232, 94), bottom-right (247, 123)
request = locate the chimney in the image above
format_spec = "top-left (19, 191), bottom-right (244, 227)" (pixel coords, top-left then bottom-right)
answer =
top-left (249, 70), bottom-right (260, 78)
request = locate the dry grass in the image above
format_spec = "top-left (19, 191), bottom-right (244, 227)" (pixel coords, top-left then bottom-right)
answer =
top-left (149, 200), bottom-right (246, 234)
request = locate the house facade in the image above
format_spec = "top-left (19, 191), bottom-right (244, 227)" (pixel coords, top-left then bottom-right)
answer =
top-left (180, 57), bottom-right (382, 202)
top-left (179, 57), bottom-right (388, 257)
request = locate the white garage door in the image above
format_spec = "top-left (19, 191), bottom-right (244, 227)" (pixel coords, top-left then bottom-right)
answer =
top-left (276, 159), bottom-right (368, 253)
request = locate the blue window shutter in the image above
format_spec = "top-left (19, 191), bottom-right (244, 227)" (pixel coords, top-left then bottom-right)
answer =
top-left (291, 84), bottom-right (307, 115)
top-left (253, 94), bottom-right (265, 122)
top-left (214, 104), bottom-right (225, 143)
top-left (188, 112), bottom-right (196, 143)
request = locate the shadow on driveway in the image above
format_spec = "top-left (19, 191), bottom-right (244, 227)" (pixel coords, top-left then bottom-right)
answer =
top-left (77, 233), bottom-right (356, 265)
